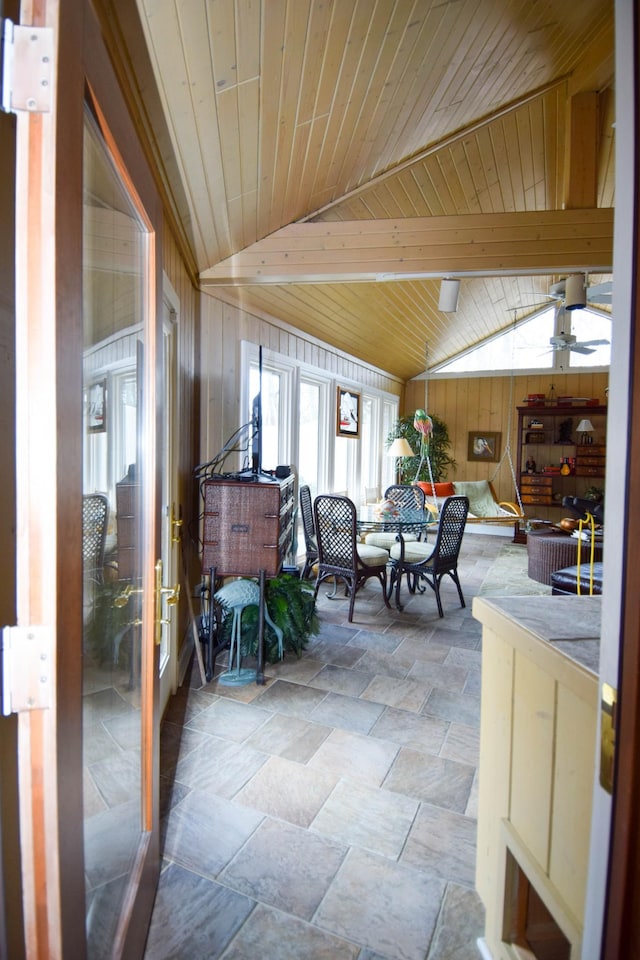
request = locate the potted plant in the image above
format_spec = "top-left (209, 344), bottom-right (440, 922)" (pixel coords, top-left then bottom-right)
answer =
top-left (218, 572), bottom-right (319, 663)
top-left (387, 412), bottom-right (456, 484)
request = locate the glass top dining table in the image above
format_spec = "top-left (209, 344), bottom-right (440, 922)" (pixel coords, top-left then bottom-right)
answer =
top-left (355, 505), bottom-right (437, 537)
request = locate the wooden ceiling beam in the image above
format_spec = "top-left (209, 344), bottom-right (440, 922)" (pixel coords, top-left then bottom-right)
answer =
top-left (200, 208), bottom-right (613, 284)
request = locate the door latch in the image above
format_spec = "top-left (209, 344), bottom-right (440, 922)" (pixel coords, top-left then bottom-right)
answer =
top-left (2, 625), bottom-right (53, 715)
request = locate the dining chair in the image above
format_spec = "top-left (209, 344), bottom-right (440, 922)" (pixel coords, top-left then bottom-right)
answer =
top-left (364, 483), bottom-right (426, 550)
top-left (299, 484), bottom-right (318, 579)
top-left (83, 493), bottom-right (109, 584)
top-left (313, 494), bottom-right (391, 622)
top-left (387, 495), bottom-right (469, 615)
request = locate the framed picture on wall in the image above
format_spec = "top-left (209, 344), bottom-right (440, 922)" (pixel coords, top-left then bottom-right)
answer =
top-left (336, 386), bottom-right (360, 438)
top-left (87, 379), bottom-right (107, 433)
top-left (467, 430), bottom-right (501, 462)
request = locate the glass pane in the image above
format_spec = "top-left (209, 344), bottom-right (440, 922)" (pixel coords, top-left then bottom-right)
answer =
top-left (568, 310), bottom-right (612, 367)
top-left (250, 365), bottom-right (280, 471)
top-left (82, 106), bottom-right (150, 957)
top-left (298, 380), bottom-right (320, 494)
top-left (360, 396), bottom-right (374, 496)
top-left (437, 309), bottom-right (556, 372)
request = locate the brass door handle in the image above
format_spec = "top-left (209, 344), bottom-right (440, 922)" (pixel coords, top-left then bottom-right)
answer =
top-left (154, 559), bottom-right (180, 645)
top-left (113, 584), bottom-right (143, 608)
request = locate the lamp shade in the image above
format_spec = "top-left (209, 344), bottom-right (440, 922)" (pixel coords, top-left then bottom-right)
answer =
top-left (388, 438), bottom-right (414, 458)
top-left (576, 419), bottom-right (594, 433)
top-left (438, 278), bottom-right (460, 312)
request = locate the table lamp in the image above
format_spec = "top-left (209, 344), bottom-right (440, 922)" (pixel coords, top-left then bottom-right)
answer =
top-left (388, 437), bottom-right (414, 481)
top-left (576, 419), bottom-right (594, 444)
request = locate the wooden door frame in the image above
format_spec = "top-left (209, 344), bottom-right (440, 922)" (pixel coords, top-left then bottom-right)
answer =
top-left (601, 4), bottom-right (640, 951)
top-left (11, 0), bottom-right (163, 955)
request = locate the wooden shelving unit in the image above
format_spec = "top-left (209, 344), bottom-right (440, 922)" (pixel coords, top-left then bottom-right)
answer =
top-left (517, 404), bottom-right (607, 517)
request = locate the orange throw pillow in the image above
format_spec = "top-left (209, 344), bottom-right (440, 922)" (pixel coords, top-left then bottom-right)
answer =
top-left (415, 481), bottom-right (455, 498)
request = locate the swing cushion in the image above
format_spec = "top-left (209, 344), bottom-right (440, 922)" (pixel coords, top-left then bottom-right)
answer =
top-left (452, 480), bottom-right (501, 518)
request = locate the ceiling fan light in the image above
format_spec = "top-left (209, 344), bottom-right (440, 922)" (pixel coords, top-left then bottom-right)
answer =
top-left (565, 274), bottom-right (586, 310)
top-left (438, 278), bottom-right (460, 312)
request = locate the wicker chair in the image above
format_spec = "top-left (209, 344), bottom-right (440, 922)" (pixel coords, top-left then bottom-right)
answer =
top-left (299, 484), bottom-right (318, 579)
top-left (387, 495), bottom-right (469, 615)
top-left (364, 483), bottom-right (425, 550)
top-left (313, 494), bottom-right (391, 622)
top-left (82, 493), bottom-right (109, 584)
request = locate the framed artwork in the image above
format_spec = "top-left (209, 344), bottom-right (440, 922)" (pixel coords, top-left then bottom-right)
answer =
top-left (336, 386), bottom-right (360, 438)
top-left (87, 379), bottom-right (107, 433)
top-left (467, 430), bottom-right (501, 462)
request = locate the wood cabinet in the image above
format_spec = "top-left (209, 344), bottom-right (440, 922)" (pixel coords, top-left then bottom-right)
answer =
top-left (473, 595), bottom-right (600, 959)
top-left (517, 404), bottom-right (607, 514)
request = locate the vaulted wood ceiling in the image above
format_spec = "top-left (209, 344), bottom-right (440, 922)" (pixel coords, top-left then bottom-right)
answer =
top-left (116, 0), bottom-right (615, 381)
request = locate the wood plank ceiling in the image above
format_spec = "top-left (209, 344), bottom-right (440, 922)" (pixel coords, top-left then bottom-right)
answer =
top-left (124, 0), bottom-right (615, 381)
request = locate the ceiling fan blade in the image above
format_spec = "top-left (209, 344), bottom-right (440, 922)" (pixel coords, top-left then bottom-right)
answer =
top-left (569, 344), bottom-right (596, 355)
top-left (578, 339), bottom-right (610, 347)
top-left (586, 281), bottom-right (613, 302)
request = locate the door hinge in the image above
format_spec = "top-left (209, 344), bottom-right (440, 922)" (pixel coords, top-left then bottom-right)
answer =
top-left (2, 625), bottom-right (53, 715)
top-left (1, 20), bottom-right (53, 115)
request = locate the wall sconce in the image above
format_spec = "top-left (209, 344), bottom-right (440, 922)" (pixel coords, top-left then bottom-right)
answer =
top-left (438, 278), bottom-right (460, 312)
top-left (565, 274), bottom-right (586, 310)
top-left (576, 419), bottom-right (594, 444)
top-left (388, 437), bottom-right (414, 480)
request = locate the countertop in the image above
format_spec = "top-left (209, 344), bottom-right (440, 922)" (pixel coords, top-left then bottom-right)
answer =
top-left (473, 594), bottom-right (601, 675)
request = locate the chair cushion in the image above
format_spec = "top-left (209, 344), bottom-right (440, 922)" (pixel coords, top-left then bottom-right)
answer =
top-left (364, 532), bottom-right (417, 549)
top-left (356, 543), bottom-right (390, 566)
top-left (389, 541), bottom-right (432, 563)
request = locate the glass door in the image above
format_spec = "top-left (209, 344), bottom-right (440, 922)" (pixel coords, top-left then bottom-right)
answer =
top-left (82, 99), bottom-right (159, 958)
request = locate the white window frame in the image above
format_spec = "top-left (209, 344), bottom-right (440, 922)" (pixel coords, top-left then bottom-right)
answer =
top-left (240, 341), bottom-right (399, 502)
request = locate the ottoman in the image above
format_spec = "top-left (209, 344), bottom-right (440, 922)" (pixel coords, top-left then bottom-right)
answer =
top-left (527, 531), bottom-right (604, 585)
top-left (551, 562), bottom-right (604, 595)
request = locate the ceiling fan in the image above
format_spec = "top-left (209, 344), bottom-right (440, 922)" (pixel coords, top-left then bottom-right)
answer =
top-left (513, 273), bottom-right (613, 312)
top-left (548, 331), bottom-right (609, 354)
top-left (548, 274), bottom-right (612, 309)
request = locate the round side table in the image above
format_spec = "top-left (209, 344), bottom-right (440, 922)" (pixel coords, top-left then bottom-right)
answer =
top-left (527, 531), bottom-right (603, 585)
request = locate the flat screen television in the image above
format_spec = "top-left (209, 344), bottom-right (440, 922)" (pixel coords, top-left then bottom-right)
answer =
top-left (251, 345), bottom-right (263, 475)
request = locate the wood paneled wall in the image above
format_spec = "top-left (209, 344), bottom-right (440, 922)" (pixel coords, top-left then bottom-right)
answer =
top-left (162, 220), bottom-right (200, 527)
top-left (406, 372), bottom-right (609, 503)
top-left (162, 222), bottom-right (200, 653)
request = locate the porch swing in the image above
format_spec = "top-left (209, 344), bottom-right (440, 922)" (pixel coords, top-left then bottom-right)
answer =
top-left (415, 335), bottom-right (525, 528)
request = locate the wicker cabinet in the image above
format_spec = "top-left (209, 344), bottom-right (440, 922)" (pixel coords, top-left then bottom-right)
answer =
top-left (202, 474), bottom-right (295, 577)
top-left (517, 404), bottom-right (607, 514)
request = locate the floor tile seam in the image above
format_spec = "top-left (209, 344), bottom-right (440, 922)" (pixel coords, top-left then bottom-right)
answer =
top-left (382, 747), bottom-right (477, 789)
top-left (413, 797), bottom-right (479, 830)
top-left (161, 729), bottom-right (225, 767)
top-left (304, 847), bottom-right (428, 954)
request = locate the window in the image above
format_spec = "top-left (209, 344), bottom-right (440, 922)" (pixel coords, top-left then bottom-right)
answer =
top-left (242, 341), bottom-right (399, 501)
top-left (298, 377), bottom-right (327, 495)
top-left (436, 310), bottom-right (555, 373)
top-left (435, 306), bottom-right (610, 374)
top-left (248, 359), bottom-right (293, 472)
top-left (381, 399), bottom-right (399, 491)
top-left (566, 310), bottom-right (612, 367)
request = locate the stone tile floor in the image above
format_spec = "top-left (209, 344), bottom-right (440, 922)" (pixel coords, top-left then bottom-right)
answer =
top-left (144, 534), bottom-right (538, 959)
